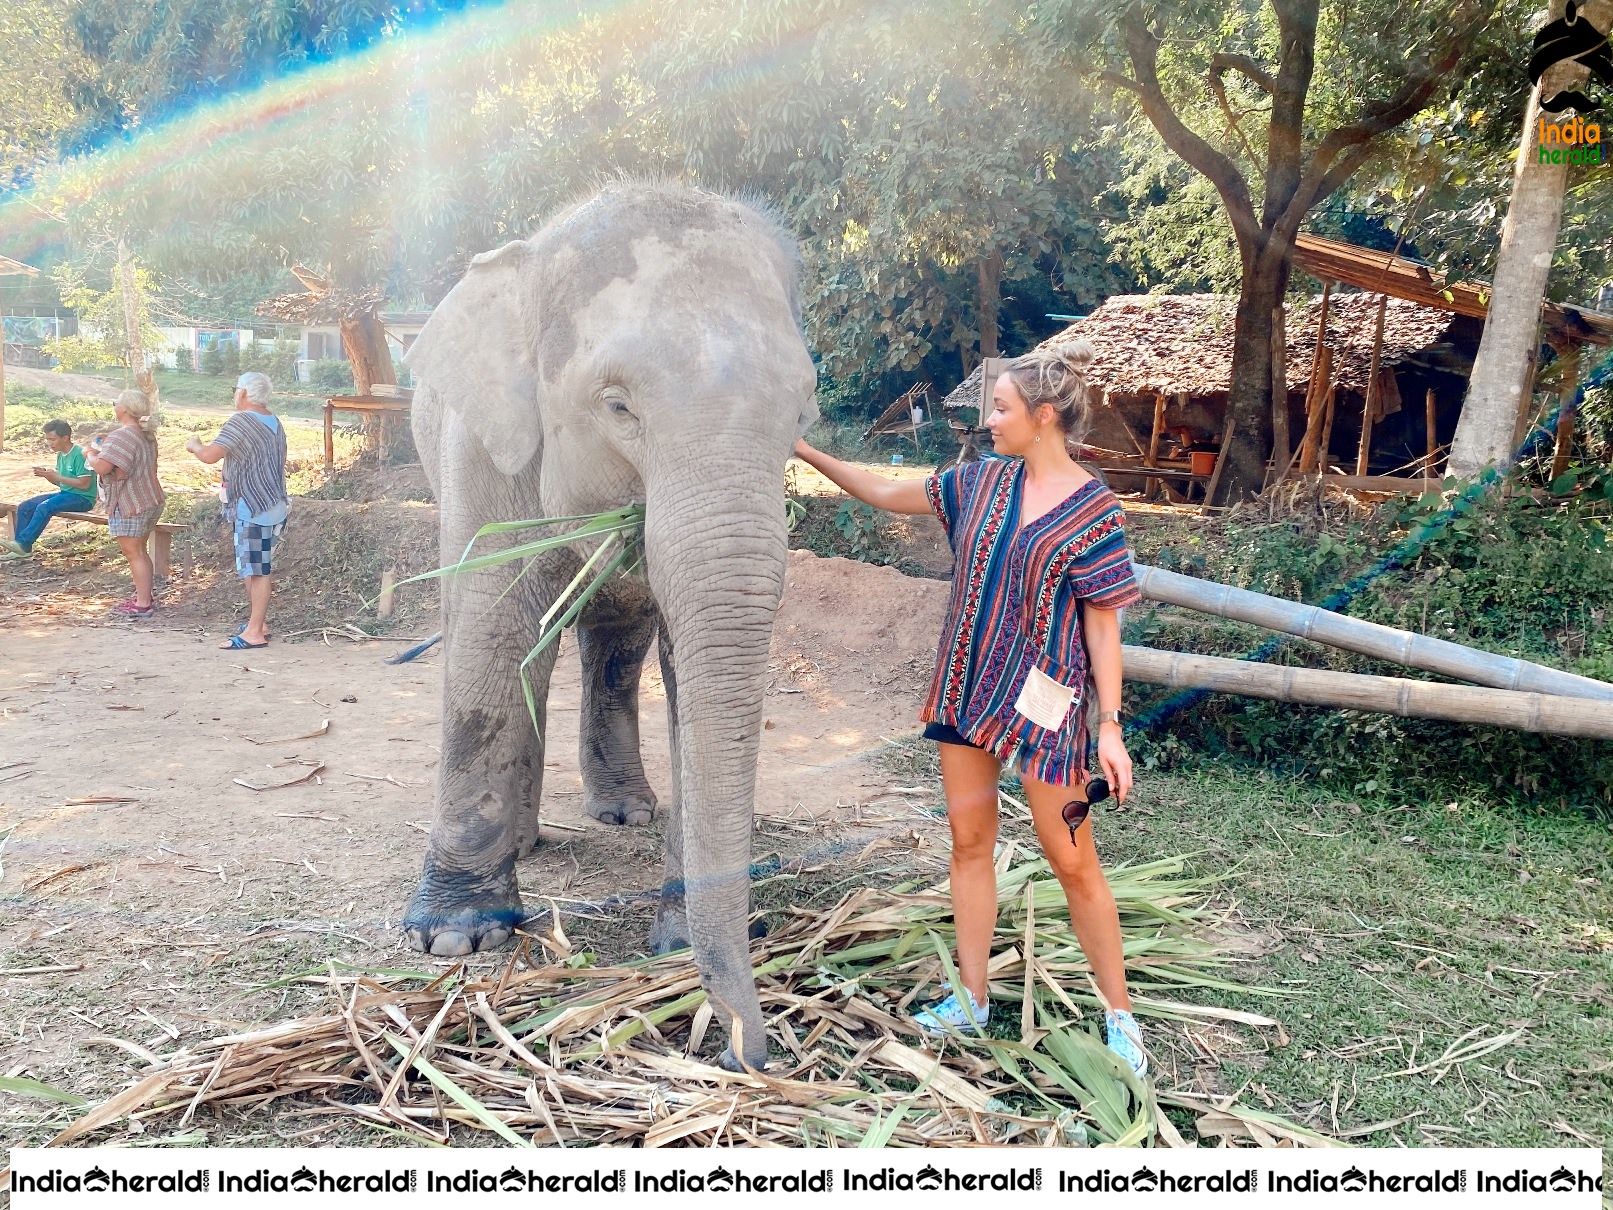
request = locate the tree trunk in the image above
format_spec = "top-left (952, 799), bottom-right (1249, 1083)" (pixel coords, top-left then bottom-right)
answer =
top-left (339, 309), bottom-right (396, 397)
top-left (975, 252), bottom-right (1003, 364)
top-left (1448, 0), bottom-right (1612, 478)
top-left (1211, 258), bottom-right (1284, 504)
top-left (116, 240), bottom-right (157, 406)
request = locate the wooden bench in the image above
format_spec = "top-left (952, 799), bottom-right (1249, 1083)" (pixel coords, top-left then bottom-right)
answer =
top-left (0, 503), bottom-right (186, 578)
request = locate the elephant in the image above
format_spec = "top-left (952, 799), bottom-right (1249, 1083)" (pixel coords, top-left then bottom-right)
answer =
top-left (400, 182), bottom-right (818, 1070)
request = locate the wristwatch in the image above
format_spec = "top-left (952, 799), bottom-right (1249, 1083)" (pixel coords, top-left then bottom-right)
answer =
top-left (1096, 709), bottom-right (1125, 726)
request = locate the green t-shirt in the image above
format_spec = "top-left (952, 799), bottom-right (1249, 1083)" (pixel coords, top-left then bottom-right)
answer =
top-left (57, 445), bottom-right (98, 504)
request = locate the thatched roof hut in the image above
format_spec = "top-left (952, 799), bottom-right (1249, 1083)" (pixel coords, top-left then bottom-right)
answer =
top-left (941, 290), bottom-right (1480, 486)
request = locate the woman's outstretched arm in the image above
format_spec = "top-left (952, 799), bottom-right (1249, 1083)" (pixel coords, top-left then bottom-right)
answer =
top-left (793, 439), bottom-right (933, 515)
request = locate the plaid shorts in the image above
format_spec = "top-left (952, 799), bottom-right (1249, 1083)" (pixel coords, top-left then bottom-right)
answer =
top-left (108, 507), bottom-right (163, 539)
top-left (234, 516), bottom-right (287, 578)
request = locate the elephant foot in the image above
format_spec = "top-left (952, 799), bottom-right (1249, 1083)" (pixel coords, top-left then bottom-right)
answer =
top-left (716, 1033), bottom-right (769, 1072)
top-left (403, 861), bottom-right (524, 956)
top-left (584, 786), bottom-right (657, 826)
top-left (649, 910), bottom-right (767, 955)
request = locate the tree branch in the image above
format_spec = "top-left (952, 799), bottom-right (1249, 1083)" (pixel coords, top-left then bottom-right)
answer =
top-left (1209, 53), bottom-right (1276, 94)
top-left (1277, 7), bottom-right (1495, 245)
top-left (1114, 3), bottom-right (1261, 263)
top-left (1263, 0), bottom-right (1320, 228)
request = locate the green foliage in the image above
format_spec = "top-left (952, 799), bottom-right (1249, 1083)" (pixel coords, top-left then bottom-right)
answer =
top-left (242, 338), bottom-right (299, 386)
top-left (0, 1), bottom-right (89, 189)
top-left (1126, 479), bottom-right (1613, 813)
top-left (309, 358), bottom-right (355, 393)
top-left (833, 500), bottom-right (892, 564)
top-left (198, 344), bottom-right (223, 376)
top-left (40, 257), bottom-right (167, 374)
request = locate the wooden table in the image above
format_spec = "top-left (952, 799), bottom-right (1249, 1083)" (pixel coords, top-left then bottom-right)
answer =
top-left (323, 394), bottom-right (412, 470)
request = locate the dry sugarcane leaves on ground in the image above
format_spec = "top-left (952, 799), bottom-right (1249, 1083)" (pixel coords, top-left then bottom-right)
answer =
top-left (41, 854), bottom-right (1322, 1148)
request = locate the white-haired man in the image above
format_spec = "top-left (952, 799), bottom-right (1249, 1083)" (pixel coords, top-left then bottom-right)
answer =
top-left (187, 371), bottom-right (289, 649)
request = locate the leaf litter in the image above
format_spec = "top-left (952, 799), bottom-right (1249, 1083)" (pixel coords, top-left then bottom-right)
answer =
top-left (40, 851), bottom-right (1334, 1148)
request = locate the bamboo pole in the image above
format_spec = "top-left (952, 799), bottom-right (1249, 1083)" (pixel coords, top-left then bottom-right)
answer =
top-left (1425, 387), bottom-right (1438, 476)
top-left (1307, 282), bottom-right (1332, 402)
top-left (1551, 346), bottom-right (1582, 482)
top-left (1133, 563), bottom-right (1613, 700)
top-left (1296, 346), bottom-right (1334, 474)
top-left (1317, 383), bottom-right (1339, 471)
top-left (1122, 645), bottom-right (1613, 739)
top-left (1355, 295), bottom-right (1388, 476)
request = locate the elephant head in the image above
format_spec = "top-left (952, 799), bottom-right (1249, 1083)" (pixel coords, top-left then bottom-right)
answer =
top-left (403, 184), bottom-right (818, 1069)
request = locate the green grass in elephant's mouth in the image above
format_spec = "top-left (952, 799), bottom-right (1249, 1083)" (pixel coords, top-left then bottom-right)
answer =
top-left (388, 505), bottom-right (647, 730)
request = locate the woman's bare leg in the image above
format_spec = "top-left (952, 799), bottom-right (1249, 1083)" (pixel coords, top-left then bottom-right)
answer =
top-left (116, 535), bottom-right (154, 607)
top-left (938, 742), bottom-right (1004, 1006)
top-left (1021, 773), bottom-right (1132, 1012)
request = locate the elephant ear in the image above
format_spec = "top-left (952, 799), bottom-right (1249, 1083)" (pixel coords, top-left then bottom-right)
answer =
top-left (405, 240), bottom-right (541, 476)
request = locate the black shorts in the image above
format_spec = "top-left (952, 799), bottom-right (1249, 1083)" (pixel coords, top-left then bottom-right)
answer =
top-left (923, 722), bottom-right (988, 750)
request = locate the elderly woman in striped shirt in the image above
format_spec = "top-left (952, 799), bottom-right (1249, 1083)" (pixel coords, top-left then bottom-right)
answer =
top-left (793, 340), bottom-right (1148, 1075)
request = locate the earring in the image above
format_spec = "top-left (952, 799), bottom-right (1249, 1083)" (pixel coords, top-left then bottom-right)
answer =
top-left (1034, 428), bottom-right (1042, 444)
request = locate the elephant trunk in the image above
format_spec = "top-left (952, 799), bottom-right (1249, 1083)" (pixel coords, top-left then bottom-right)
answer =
top-left (642, 468), bottom-right (786, 1067)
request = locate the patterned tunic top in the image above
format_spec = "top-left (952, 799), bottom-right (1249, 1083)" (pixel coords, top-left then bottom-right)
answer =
top-left (922, 456), bottom-right (1142, 786)
top-left (97, 426), bottom-right (165, 519)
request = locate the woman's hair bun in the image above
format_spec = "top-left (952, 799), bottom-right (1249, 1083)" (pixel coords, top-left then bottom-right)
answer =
top-left (1051, 338), bottom-right (1095, 375)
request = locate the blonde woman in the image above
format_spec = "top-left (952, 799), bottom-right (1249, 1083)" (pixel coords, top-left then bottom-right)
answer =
top-left (85, 389), bottom-right (166, 617)
top-left (793, 341), bottom-right (1148, 1075)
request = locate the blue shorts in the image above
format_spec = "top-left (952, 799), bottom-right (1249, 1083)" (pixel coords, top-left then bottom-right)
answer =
top-left (234, 516), bottom-right (286, 578)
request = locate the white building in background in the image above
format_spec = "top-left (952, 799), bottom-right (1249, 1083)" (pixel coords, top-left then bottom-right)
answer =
top-left (156, 326), bottom-right (255, 370)
top-left (292, 311), bottom-right (429, 383)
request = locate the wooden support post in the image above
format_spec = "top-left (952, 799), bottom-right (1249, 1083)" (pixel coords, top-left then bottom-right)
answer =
top-left (323, 400), bottom-right (335, 471)
top-left (1269, 301), bottom-right (1290, 483)
top-left (1306, 282), bottom-right (1332, 403)
top-left (378, 569), bottom-right (397, 618)
top-left (1318, 383), bottom-right (1339, 471)
top-left (1551, 347), bottom-right (1582, 482)
top-left (1356, 294), bottom-right (1388, 477)
top-left (1145, 391), bottom-right (1166, 500)
top-left (1425, 387), bottom-right (1439, 477)
top-left (1296, 345), bottom-right (1334, 474)
top-left (151, 530), bottom-right (173, 580)
top-left (1201, 410), bottom-right (1236, 510)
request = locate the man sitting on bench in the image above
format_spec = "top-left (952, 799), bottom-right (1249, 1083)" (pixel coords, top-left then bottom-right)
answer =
top-left (3, 419), bottom-right (99, 559)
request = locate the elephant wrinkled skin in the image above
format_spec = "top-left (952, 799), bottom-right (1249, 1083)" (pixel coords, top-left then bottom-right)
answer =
top-left (401, 183), bottom-right (818, 1069)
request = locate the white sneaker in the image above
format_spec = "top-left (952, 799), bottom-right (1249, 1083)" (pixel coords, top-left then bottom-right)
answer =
top-left (1105, 1009), bottom-right (1148, 1077)
top-left (913, 986), bottom-right (990, 1035)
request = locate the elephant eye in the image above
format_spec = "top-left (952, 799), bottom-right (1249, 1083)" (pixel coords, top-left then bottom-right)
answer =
top-left (601, 387), bottom-right (635, 418)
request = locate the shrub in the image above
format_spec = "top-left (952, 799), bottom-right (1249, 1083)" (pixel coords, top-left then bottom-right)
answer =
top-left (219, 341), bottom-right (241, 378)
top-left (170, 345), bottom-right (192, 372)
top-left (309, 358), bottom-right (355, 393)
top-left (199, 344), bottom-right (223, 375)
top-left (242, 338), bottom-right (298, 387)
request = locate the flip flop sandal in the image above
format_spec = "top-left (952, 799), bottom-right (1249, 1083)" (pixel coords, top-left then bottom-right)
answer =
top-left (219, 633), bottom-right (269, 649)
top-left (112, 600), bottom-right (155, 617)
top-left (233, 622), bottom-right (272, 640)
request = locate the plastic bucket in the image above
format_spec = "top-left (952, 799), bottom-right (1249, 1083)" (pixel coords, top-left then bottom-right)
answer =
top-left (1190, 449), bottom-right (1217, 476)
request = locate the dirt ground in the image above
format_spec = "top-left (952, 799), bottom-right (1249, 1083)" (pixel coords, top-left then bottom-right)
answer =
top-left (0, 543), bottom-right (956, 1119)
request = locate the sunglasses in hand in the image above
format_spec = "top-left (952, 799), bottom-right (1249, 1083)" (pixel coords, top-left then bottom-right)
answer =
top-left (1061, 776), bottom-right (1110, 845)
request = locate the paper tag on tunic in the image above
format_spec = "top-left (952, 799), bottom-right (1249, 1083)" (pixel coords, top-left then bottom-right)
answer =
top-left (1014, 664), bottom-right (1077, 730)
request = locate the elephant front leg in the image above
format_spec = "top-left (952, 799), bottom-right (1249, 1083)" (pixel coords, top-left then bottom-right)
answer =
top-left (576, 614), bottom-right (659, 826)
top-left (405, 593), bottom-right (555, 956)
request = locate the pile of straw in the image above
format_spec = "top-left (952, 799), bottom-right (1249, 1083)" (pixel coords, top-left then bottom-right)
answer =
top-left (49, 848), bottom-right (1330, 1148)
